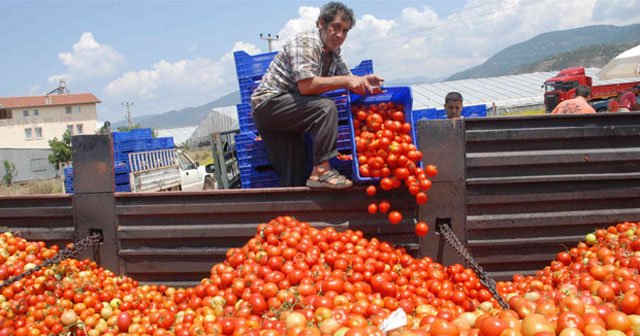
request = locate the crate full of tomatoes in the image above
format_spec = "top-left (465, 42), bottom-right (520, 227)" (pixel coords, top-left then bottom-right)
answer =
top-left (348, 86), bottom-right (423, 184)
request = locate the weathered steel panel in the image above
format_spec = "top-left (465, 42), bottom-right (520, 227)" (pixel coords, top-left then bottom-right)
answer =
top-left (457, 112), bottom-right (640, 280)
top-left (0, 195), bottom-right (73, 247)
top-left (115, 187), bottom-right (417, 284)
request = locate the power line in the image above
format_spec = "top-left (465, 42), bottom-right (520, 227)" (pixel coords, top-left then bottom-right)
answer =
top-left (122, 102), bottom-right (134, 129)
top-left (260, 33), bottom-right (279, 52)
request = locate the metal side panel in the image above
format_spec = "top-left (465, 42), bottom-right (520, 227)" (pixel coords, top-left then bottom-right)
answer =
top-left (115, 187), bottom-right (417, 285)
top-left (131, 168), bottom-right (181, 192)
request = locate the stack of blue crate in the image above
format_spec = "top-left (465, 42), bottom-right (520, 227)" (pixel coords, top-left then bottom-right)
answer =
top-left (63, 129), bottom-right (175, 194)
top-left (232, 50), bottom-right (373, 188)
top-left (112, 128), bottom-right (175, 169)
top-left (63, 162), bottom-right (131, 194)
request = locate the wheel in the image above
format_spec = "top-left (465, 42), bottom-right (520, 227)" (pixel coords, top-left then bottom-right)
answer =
top-left (203, 176), bottom-right (216, 190)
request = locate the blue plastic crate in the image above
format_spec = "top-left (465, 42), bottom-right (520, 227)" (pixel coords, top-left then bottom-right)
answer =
top-left (114, 173), bottom-right (130, 185)
top-left (238, 77), bottom-right (261, 104)
top-left (241, 178), bottom-right (280, 189)
top-left (237, 151), bottom-right (270, 168)
top-left (234, 132), bottom-right (272, 167)
top-left (237, 104), bottom-right (257, 134)
top-left (461, 104), bottom-right (488, 118)
top-left (234, 50), bottom-right (278, 81)
top-left (149, 137), bottom-right (174, 150)
top-left (330, 155), bottom-right (353, 179)
top-left (349, 86), bottom-right (421, 183)
top-left (239, 115), bottom-right (258, 134)
top-left (350, 59), bottom-right (374, 77)
top-left (236, 103), bottom-right (252, 120)
top-left (239, 166), bottom-right (280, 189)
top-left (112, 128), bottom-right (153, 142)
top-left (115, 184), bottom-right (131, 192)
top-left (114, 163), bottom-right (129, 175)
top-left (234, 132), bottom-right (261, 152)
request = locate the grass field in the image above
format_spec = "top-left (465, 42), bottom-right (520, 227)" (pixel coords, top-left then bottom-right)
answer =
top-left (184, 147), bottom-right (214, 166)
top-left (500, 108), bottom-right (546, 117)
top-left (0, 178), bottom-right (64, 196)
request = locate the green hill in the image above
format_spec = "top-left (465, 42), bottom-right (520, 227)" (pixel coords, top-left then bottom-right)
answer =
top-left (111, 91), bottom-right (240, 129)
top-left (510, 43), bottom-right (639, 75)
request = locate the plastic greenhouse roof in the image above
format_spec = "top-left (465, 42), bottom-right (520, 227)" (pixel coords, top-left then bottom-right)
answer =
top-left (156, 126), bottom-right (196, 147)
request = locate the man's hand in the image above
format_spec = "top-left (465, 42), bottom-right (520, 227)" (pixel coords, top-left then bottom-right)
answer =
top-left (345, 74), bottom-right (384, 95)
top-left (364, 74), bottom-right (384, 94)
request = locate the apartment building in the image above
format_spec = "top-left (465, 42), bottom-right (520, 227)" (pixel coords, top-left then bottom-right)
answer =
top-left (0, 93), bottom-right (100, 149)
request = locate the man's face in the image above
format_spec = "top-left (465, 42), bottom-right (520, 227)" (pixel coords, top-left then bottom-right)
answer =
top-left (319, 14), bottom-right (351, 52)
top-left (445, 101), bottom-right (463, 119)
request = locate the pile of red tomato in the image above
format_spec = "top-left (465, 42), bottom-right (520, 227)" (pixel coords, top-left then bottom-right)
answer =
top-left (351, 102), bottom-right (436, 235)
top-left (3, 219), bottom-right (640, 335)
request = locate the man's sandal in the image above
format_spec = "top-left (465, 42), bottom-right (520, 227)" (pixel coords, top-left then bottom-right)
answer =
top-left (306, 168), bottom-right (353, 190)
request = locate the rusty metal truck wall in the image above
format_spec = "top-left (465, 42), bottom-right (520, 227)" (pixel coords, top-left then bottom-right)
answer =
top-left (115, 189), bottom-right (417, 288)
top-left (0, 195), bottom-right (73, 247)
top-left (417, 112), bottom-right (640, 280)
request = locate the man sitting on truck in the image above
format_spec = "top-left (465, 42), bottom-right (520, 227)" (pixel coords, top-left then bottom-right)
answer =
top-left (552, 85), bottom-right (596, 115)
top-left (619, 85), bottom-right (640, 111)
top-left (251, 1), bottom-right (384, 189)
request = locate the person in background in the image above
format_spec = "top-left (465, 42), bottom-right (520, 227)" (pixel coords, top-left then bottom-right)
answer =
top-left (607, 98), bottom-right (621, 112)
top-left (251, 1), bottom-right (384, 189)
top-left (444, 92), bottom-right (463, 119)
top-left (552, 85), bottom-right (596, 114)
top-left (619, 85), bottom-right (640, 111)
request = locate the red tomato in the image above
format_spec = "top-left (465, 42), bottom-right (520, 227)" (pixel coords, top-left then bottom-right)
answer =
top-left (366, 185), bottom-right (376, 196)
top-left (415, 192), bottom-right (428, 205)
top-left (367, 203), bottom-right (378, 215)
top-left (378, 201), bottom-right (391, 213)
top-left (117, 311), bottom-right (133, 332)
top-left (388, 211), bottom-right (402, 225)
top-left (425, 164), bottom-right (438, 177)
top-left (415, 222), bottom-right (429, 237)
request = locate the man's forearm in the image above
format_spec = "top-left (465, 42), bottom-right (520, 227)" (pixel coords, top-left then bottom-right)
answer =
top-left (297, 76), bottom-right (351, 95)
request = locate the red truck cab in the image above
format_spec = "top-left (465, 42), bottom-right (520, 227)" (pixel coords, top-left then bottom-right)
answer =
top-left (543, 67), bottom-right (591, 113)
top-left (544, 66), bottom-right (640, 113)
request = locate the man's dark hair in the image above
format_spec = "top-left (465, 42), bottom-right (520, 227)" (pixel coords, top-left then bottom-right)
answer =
top-left (445, 92), bottom-right (463, 104)
top-left (317, 2), bottom-right (355, 28)
top-left (576, 85), bottom-right (591, 98)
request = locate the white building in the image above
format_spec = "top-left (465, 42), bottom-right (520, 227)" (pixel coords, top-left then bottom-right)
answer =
top-left (0, 93), bottom-right (100, 149)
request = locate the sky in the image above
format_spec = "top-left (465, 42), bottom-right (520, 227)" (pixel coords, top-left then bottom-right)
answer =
top-left (1, 0), bottom-right (639, 123)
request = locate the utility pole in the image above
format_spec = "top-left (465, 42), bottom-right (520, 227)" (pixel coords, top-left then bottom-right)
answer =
top-left (259, 33), bottom-right (279, 52)
top-left (122, 102), bottom-right (134, 129)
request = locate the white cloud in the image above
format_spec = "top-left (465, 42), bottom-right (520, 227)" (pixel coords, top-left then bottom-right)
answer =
top-left (276, 6), bottom-right (319, 47)
top-left (593, 0), bottom-right (640, 24)
top-left (102, 41), bottom-right (264, 119)
top-left (49, 32), bottom-right (125, 85)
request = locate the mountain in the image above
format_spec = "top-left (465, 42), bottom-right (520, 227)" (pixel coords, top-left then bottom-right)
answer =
top-left (510, 43), bottom-right (638, 75)
top-left (111, 91), bottom-right (240, 129)
top-left (447, 24), bottom-right (640, 81)
top-left (386, 75), bottom-right (444, 86)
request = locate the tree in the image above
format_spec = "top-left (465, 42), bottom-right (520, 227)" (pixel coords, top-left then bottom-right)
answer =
top-left (116, 123), bottom-right (141, 132)
top-left (48, 131), bottom-right (72, 169)
top-left (2, 160), bottom-right (17, 185)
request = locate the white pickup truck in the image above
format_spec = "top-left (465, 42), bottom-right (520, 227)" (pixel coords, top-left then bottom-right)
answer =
top-left (127, 149), bottom-right (216, 192)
